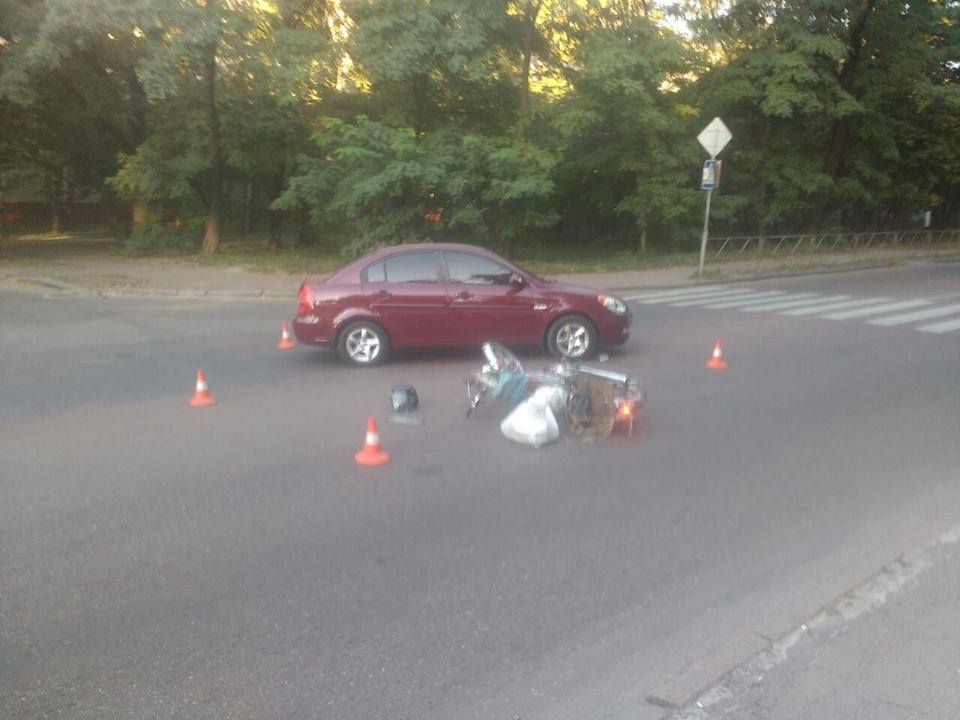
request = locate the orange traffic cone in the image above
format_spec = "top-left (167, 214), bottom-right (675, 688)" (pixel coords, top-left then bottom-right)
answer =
top-left (355, 416), bottom-right (390, 466)
top-left (706, 339), bottom-right (728, 370)
top-left (278, 322), bottom-right (296, 349)
top-left (189, 369), bottom-right (217, 407)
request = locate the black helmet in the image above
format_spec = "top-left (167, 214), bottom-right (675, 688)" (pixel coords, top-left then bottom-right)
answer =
top-left (390, 384), bottom-right (419, 414)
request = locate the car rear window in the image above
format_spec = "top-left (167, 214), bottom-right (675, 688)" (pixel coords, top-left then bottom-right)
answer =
top-left (383, 252), bottom-right (439, 283)
top-left (444, 252), bottom-right (513, 285)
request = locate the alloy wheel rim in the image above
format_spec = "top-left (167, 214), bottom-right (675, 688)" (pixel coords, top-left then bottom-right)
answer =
top-left (346, 327), bottom-right (381, 363)
top-left (556, 322), bottom-right (589, 358)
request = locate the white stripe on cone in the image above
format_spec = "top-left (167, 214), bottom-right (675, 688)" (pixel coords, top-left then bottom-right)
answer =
top-left (197, 379), bottom-right (208, 392)
top-left (366, 431), bottom-right (379, 446)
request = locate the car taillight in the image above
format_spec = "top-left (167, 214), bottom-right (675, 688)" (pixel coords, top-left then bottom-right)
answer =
top-left (297, 283), bottom-right (316, 314)
top-left (618, 401), bottom-right (634, 419)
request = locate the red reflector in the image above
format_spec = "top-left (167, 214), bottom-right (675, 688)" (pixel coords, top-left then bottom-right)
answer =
top-left (297, 283), bottom-right (316, 314)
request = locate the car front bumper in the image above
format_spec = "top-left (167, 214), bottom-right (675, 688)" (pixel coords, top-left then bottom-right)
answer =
top-left (597, 310), bottom-right (631, 346)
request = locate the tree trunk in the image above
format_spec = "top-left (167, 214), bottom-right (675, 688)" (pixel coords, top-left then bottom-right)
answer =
top-left (201, 4), bottom-right (223, 256)
top-left (269, 209), bottom-right (283, 252)
top-left (636, 227), bottom-right (648, 254)
top-left (519, 30), bottom-right (532, 113)
top-left (125, 68), bottom-right (151, 226)
top-left (51, 207), bottom-right (61, 234)
top-left (131, 199), bottom-right (148, 226)
top-left (0, 181), bottom-right (6, 238)
top-left (825, 0), bottom-right (876, 174)
top-left (296, 204), bottom-right (313, 247)
top-left (519, 1), bottom-right (542, 114)
top-left (268, 167), bottom-right (285, 251)
top-left (812, 0), bottom-right (877, 230)
top-left (245, 181), bottom-right (255, 234)
top-left (203, 59), bottom-right (223, 255)
top-left (412, 74), bottom-right (428, 139)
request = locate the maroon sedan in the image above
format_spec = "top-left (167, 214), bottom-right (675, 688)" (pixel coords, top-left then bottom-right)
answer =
top-left (292, 243), bottom-right (631, 366)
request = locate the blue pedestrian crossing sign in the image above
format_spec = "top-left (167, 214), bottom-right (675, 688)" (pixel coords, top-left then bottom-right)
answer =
top-left (701, 159), bottom-right (720, 190)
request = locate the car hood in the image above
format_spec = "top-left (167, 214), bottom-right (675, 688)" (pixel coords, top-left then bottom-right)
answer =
top-left (536, 280), bottom-right (603, 298)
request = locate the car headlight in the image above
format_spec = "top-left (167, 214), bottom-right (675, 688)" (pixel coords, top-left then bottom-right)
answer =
top-left (598, 294), bottom-right (627, 315)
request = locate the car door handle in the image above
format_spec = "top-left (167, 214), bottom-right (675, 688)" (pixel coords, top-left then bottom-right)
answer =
top-left (453, 291), bottom-right (473, 300)
top-left (371, 289), bottom-right (391, 298)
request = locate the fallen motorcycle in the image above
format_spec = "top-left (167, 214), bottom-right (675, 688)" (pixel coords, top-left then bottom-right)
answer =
top-left (465, 342), bottom-right (646, 447)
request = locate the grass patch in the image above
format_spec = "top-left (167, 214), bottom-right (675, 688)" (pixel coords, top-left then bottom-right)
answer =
top-left (190, 236), bottom-right (341, 275)
top-left (513, 249), bottom-right (703, 275)
top-left (4, 228), bottom-right (957, 278)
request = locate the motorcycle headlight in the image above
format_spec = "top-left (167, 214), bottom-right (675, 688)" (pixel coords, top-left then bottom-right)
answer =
top-left (598, 294), bottom-right (627, 315)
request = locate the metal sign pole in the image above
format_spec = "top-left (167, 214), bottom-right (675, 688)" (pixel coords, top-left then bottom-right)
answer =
top-left (695, 118), bottom-right (731, 278)
top-left (698, 183), bottom-right (713, 277)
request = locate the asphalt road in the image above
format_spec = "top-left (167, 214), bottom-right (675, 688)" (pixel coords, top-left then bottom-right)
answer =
top-left (2, 262), bottom-right (958, 720)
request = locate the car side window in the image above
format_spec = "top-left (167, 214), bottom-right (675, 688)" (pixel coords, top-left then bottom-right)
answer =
top-left (383, 252), bottom-right (439, 283)
top-left (364, 261), bottom-right (386, 283)
top-left (444, 252), bottom-right (513, 286)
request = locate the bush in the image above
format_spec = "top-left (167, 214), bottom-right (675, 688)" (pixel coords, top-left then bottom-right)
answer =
top-left (121, 223), bottom-right (201, 255)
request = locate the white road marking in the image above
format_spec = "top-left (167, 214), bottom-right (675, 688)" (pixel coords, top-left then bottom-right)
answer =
top-left (703, 291), bottom-right (789, 309)
top-left (670, 290), bottom-right (765, 307)
top-left (916, 317), bottom-right (960, 334)
top-left (780, 298), bottom-right (891, 316)
top-left (632, 281), bottom-right (960, 337)
top-left (637, 287), bottom-right (748, 305)
top-left (623, 285), bottom-right (728, 302)
top-left (822, 299), bottom-right (932, 320)
top-left (740, 294), bottom-right (844, 312)
top-left (869, 303), bottom-right (960, 326)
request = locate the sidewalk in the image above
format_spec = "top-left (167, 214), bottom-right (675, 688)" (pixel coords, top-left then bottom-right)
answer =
top-left (672, 527), bottom-right (960, 720)
top-left (1, 245), bottom-right (957, 299)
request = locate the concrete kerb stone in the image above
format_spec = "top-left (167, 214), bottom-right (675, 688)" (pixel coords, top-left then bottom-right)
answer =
top-left (4, 249), bottom-right (955, 300)
top-left (663, 523), bottom-right (960, 720)
top-left (203, 288), bottom-right (266, 298)
top-left (7, 276), bottom-right (89, 294)
top-left (0, 281), bottom-right (295, 300)
top-left (92, 287), bottom-right (297, 300)
top-left (96, 287), bottom-right (182, 298)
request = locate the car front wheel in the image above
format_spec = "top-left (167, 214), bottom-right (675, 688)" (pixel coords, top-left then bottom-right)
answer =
top-left (546, 315), bottom-right (597, 360)
top-left (338, 321), bottom-right (390, 366)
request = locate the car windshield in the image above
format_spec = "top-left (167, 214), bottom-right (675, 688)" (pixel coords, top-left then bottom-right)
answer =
top-left (512, 262), bottom-right (550, 283)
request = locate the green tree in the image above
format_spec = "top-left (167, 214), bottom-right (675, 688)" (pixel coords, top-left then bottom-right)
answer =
top-left (552, 0), bottom-right (699, 250)
top-left (683, 0), bottom-right (960, 233)
top-left (445, 132), bottom-right (558, 257)
top-left (0, 0), bottom-right (148, 229)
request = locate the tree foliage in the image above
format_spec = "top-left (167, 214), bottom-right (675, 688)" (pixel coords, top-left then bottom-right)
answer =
top-left (1, 0), bottom-right (957, 249)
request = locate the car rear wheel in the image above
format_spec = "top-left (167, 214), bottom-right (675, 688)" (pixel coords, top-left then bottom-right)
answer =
top-left (546, 315), bottom-right (597, 360)
top-left (338, 321), bottom-right (390, 366)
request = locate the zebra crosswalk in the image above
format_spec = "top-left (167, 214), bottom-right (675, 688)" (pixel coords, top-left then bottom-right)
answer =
top-left (622, 286), bottom-right (960, 334)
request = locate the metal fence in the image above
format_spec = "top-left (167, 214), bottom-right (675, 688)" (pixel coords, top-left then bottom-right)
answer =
top-left (707, 229), bottom-right (960, 259)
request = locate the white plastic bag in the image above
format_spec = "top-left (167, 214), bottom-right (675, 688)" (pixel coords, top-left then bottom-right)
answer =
top-left (500, 388), bottom-right (560, 448)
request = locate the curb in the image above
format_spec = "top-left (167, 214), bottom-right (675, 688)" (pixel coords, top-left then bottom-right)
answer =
top-left (0, 277), bottom-right (296, 300)
top-left (665, 524), bottom-right (960, 719)
top-left (94, 287), bottom-right (296, 299)
top-left (4, 252), bottom-right (955, 299)
top-left (3, 275), bottom-right (89, 294)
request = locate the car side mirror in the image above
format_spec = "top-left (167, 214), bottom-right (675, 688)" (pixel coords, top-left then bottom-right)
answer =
top-left (509, 273), bottom-right (526, 288)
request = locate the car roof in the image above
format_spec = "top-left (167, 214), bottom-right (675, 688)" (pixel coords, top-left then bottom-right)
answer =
top-left (325, 243), bottom-right (509, 284)
top-left (366, 243), bottom-right (499, 258)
